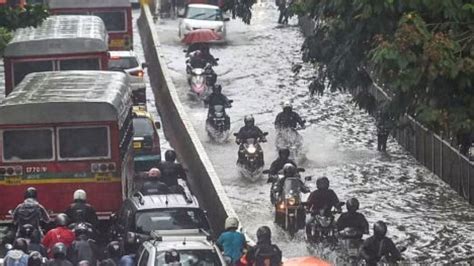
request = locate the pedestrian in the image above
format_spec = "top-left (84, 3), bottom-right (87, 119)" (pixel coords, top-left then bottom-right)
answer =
top-left (276, 0), bottom-right (286, 24)
top-left (217, 217), bottom-right (246, 265)
top-left (375, 104), bottom-right (394, 152)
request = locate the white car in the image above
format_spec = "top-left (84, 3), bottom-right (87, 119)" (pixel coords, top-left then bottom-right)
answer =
top-left (108, 51), bottom-right (147, 105)
top-left (178, 4), bottom-right (229, 43)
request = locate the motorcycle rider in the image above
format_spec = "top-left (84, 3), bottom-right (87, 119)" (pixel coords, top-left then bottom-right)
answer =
top-left (68, 223), bottom-right (98, 265)
top-left (273, 163), bottom-right (309, 201)
top-left (217, 217), bottom-right (246, 265)
top-left (360, 221), bottom-right (401, 265)
top-left (157, 150), bottom-right (187, 189)
top-left (64, 189), bottom-right (99, 228)
top-left (18, 224), bottom-right (47, 256)
top-left (42, 214), bottom-right (75, 258)
top-left (28, 251), bottom-right (44, 266)
top-left (274, 102), bottom-right (305, 130)
top-left (305, 177), bottom-right (341, 240)
top-left (46, 243), bottom-right (73, 266)
top-left (99, 241), bottom-right (122, 266)
top-left (246, 226), bottom-right (282, 266)
top-left (204, 84), bottom-right (232, 130)
top-left (188, 50), bottom-right (217, 86)
top-left (140, 168), bottom-right (170, 195)
top-left (336, 198), bottom-right (369, 239)
top-left (268, 148), bottom-right (297, 177)
top-left (235, 115), bottom-right (267, 165)
top-left (12, 187), bottom-right (50, 236)
top-left (4, 238), bottom-right (30, 266)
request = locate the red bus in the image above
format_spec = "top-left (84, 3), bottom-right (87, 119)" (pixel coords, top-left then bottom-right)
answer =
top-left (0, 71), bottom-right (134, 222)
top-left (47, 0), bottom-right (133, 50)
top-left (3, 15), bottom-right (109, 96)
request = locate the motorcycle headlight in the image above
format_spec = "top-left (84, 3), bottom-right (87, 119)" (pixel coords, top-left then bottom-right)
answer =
top-left (287, 197), bottom-right (296, 206)
top-left (248, 146), bottom-right (256, 153)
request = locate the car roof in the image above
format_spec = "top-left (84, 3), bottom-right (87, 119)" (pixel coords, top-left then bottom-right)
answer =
top-left (109, 50), bottom-right (138, 58)
top-left (47, 0), bottom-right (130, 9)
top-left (129, 193), bottom-right (200, 210)
top-left (148, 230), bottom-right (215, 251)
top-left (187, 4), bottom-right (220, 9)
top-left (132, 106), bottom-right (153, 119)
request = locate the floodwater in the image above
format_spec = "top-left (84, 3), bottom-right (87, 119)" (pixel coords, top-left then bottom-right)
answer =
top-left (149, 2), bottom-right (474, 263)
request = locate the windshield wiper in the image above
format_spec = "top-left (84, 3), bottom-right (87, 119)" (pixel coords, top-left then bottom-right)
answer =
top-left (189, 12), bottom-right (207, 19)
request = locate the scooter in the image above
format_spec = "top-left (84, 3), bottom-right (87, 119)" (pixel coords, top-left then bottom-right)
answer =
top-left (206, 102), bottom-right (233, 143)
top-left (234, 132), bottom-right (268, 181)
top-left (275, 126), bottom-right (305, 162)
top-left (306, 202), bottom-right (344, 245)
top-left (186, 63), bottom-right (213, 100)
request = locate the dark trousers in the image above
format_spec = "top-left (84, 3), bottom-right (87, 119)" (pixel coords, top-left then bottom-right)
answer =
top-left (377, 133), bottom-right (389, 151)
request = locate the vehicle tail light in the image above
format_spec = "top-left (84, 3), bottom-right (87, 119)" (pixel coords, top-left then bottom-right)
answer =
top-left (91, 163), bottom-right (116, 173)
top-left (130, 70), bottom-right (144, 77)
top-left (0, 166), bottom-right (22, 176)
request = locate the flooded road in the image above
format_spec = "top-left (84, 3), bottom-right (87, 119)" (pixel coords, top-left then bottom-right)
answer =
top-left (151, 2), bottom-right (474, 263)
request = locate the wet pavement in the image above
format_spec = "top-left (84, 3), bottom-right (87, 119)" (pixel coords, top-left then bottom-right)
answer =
top-left (150, 2), bottom-right (474, 263)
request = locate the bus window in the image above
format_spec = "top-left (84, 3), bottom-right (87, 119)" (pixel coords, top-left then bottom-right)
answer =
top-left (2, 129), bottom-right (54, 161)
top-left (59, 58), bottom-right (100, 70)
top-left (58, 126), bottom-right (110, 160)
top-left (13, 60), bottom-right (53, 86)
top-left (92, 11), bottom-right (126, 32)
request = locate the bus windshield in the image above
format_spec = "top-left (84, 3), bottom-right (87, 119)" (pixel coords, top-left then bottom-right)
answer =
top-left (92, 11), bottom-right (126, 32)
top-left (2, 129), bottom-right (53, 161)
top-left (58, 126), bottom-right (110, 159)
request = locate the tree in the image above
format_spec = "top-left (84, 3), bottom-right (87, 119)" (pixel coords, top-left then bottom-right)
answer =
top-left (0, 5), bottom-right (49, 55)
top-left (299, 0), bottom-right (473, 146)
top-left (222, 0), bottom-right (256, 24)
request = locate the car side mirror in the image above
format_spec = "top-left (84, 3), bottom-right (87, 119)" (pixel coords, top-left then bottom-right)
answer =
top-left (263, 132), bottom-right (269, 136)
top-left (154, 121), bottom-right (161, 129)
top-left (297, 168), bottom-right (305, 172)
top-left (141, 62), bottom-right (148, 69)
top-left (262, 169), bottom-right (269, 174)
top-left (215, 58), bottom-right (219, 61)
top-left (177, 12), bottom-right (185, 18)
top-left (233, 133), bottom-right (238, 137)
top-left (304, 176), bottom-right (312, 181)
top-left (183, 49), bottom-right (188, 53)
top-left (224, 17), bottom-right (230, 22)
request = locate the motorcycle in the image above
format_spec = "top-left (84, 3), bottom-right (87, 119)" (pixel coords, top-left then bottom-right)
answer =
top-left (306, 202), bottom-right (344, 245)
top-left (234, 132), bottom-right (268, 181)
top-left (338, 227), bottom-right (364, 265)
top-left (275, 126), bottom-right (305, 162)
top-left (266, 171), bottom-right (311, 237)
top-left (206, 101), bottom-right (233, 143)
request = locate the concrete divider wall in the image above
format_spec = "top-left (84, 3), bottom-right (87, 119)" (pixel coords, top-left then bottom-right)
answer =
top-left (137, 4), bottom-right (242, 237)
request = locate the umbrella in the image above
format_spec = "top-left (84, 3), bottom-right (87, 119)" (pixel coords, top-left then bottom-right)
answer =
top-left (283, 256), bottom-right (332, 266)
top-left (181, 29), bottom-right (221, 44)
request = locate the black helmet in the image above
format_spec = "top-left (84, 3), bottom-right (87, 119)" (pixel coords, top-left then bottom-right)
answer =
top-left (28, 251), bottom-right (43, 266)
top-left (244, 115), bottom-right (255, 127)
top-left (256, 226), bottom-right (271, 242)
top-left (213, 84), bottom-right (222, 94)
top-left (74, 223), bottom-right (90, 237)
top-left (13, 238), bottom-right (28, 253)
top-left (283, 163), bottom-right (297, 177)
top-left (107, 241), bottom-right (122, 258)
top-left (278, 148), bottom-right (290, 159)
top-left (165, 150), bottom-right (177, 162)
top-left (19, 224), bottom-right (35, 238)
top-left (24, 187), bottom-right (37, 199)
top-left (373, 221), bottom-right (388, 237)
top-left (346, 198), bottom-right (359, 213)
top-left (164, 249), bottom-right (180, 263)
top-left (316, 177), bottom-right (330, 190)
top-left (52, 242), bottom-right (67, 259)
top-left (55, 213), bottom-right (69, 227)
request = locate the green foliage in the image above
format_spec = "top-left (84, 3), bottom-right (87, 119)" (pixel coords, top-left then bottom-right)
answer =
top-left (222, 0), bottom-right (256, 24)
top-left (0, 27), bottom-right (12, 55)
top-left (300, 0), bottom-right (474, 137)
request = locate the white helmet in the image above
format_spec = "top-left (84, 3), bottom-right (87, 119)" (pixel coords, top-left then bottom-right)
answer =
top-left (283, 101), bottom-right (292, 110)
top-left (73, 189), bottom-right (87, 201)
top-left (225, 216), bottom-right (239, 230)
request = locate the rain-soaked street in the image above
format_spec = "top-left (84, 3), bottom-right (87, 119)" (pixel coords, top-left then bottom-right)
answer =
top-left (149, 2), bottom-right (474, 263)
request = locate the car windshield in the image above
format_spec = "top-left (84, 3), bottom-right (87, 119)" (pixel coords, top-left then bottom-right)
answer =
top-left (155, 249), bottom-right (222, 266)
top-left (186, 7), bottom-right (223, 21)
top-left (133, 117), bottom-right (155, 137)
top-left (109, 57), bottom-right (139, 70)
top-left (135, 208), bottom-right (210, 234)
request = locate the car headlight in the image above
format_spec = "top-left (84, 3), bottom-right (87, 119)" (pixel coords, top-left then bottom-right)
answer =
top-left (287, 197), bottom-right (297, 206)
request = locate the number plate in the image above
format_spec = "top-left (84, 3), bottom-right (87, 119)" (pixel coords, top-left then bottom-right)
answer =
top-left (110, 39), bottom-right (125, 48)
top-left (133, 142), bottom-right (142, 149)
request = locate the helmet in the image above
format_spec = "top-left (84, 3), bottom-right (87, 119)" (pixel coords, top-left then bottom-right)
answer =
top-left (346, 198), bottom-right (359, 213)
top-left (283, 163), bottom-right (297, 177)
top-left (165, 249), bottom-right (180, 263)
top-left (165, 150), bottom-right (177, 162)
top-left (73, 189), bottom-right (87, 201)
top-left (19, 224), bottom-right (35, 238)
top-left (316, 177), bottom-right (330, 190)
top-left (213, 84), bottom-right (222, 94)
top-left (148, 168), bottom-right (161, 178)
top-left (256, 226), bottom-right (271, 242)
top-left (55, 213), bottom-right (69, 227)
top-left (373, 221), bottom-right (387, 237)
top-left (24, 187), bottom-right (37, 199)
top-left (74, 223), bottom-right (90, 237)
top-left (244, 115), bottom-right (255, 127)
top-left (225, 216), bottom-right (239, 230)
top-left (107, 241), bottom-right (122, 258)
top-left (28, 251), bottom-right (43, 266)
top-left (278, 148), bottom-right (290, 159)
top-left (13, 238), bottom-right (28, 253)
top-left (283, 101), bottom-right (292, 112)
top-left (52, 242), bottom-right (67, 259)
